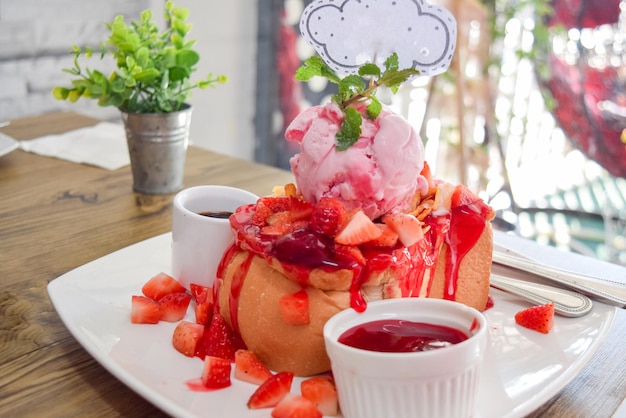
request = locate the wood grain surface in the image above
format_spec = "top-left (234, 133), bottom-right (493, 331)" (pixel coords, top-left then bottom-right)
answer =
top-left (0, 112), bottom-right (624, 417)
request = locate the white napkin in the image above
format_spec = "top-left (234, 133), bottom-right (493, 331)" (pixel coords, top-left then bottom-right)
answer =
top-left (19, 122), bottom-right (130, 170)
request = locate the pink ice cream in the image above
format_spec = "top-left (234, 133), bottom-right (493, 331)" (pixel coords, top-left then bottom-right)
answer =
top-left (286, 102), bottom-right (428, 220)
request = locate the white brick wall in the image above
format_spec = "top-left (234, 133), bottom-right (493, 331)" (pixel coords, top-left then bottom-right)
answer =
top-left (0, 0), bottom-right (154, 121)
top-left (0, 0), bottom-right (257, 161)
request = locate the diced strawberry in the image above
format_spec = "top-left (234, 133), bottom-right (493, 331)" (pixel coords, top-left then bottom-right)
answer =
top-left (158, 292), bottom-right (191, 322)
top-left (451, 184), bottom-right (481, 208)
top-left (190, 283), bottom-right (212, 304)
top-left (382, 213), bottom-right (424, 247)
top-left (258, 196), bottom-right (291, 213)
top-left (130, 295), bottom-right (161, 324)
top-left (271, 394), bottom-right (322, 418)
top-left (451, 184), bottom-right (495, 219)
top-left (367, 223), bottom-right (400, 247)
top-left (196, 313), bottom-right (237, 361)
top-left (252, 200), bottom-right (274, 225)
top-left (194, 301), bottom-right (214, 325)
top-left (310, 197), bottom-right (347, 236)
top-left (335, 209), bottom-right (382, 245)
top-left (201, 356), bottom-right (232, 389)
top-left (247, 371), bottom-right (294, 409)
top-left (333, 243), bottom-right (366, 265)
top-left (278, 289), bottom-right (310, 325)
top-left (288, 198), bottom-right (314, 222)
top-left (267, 211), bottom-right (292, 226)
top-left (172, 321), bottom-right (205, 357)
top-left (261, 223), bottom-right (297, 236)
top-left (141, 272), bottom-right (186, 300)
top-left (301, 375), bottom-right (338, 416)
top-left (234, 349), bottom-right (273, 385)
top-left (514, 302), bottom-right (555, 334)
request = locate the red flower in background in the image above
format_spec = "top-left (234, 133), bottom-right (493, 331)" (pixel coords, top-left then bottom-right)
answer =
top-left (539, 0), bottom-right (626, 178)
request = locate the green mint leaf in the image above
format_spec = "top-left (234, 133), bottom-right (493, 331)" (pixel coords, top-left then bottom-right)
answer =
top-left (384, 53), bottom-right (399, 72)
top-left (338, 74), bottom-right (366, 100)
top-left (295, 56), bottom-right (341, 83)
top-left (380, 68), bottom-right (420, 90)
top-left (358, 63), bottom-right (381, 78)
top-left (335, 107), bottom-right (362, 151)
top-left (366, 96), bottom-right (382, 120)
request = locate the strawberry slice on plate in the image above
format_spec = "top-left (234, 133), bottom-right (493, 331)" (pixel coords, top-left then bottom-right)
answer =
top-left (515, 302), bottom-right (555, 334)
top-left (196, 313), bottom-right (238, 361)
top-left (271, 394), bottom-right (322, 418)
top-left (234, 349), bottom-right (273, 385)
top-left (172, 321), bottom-right (205, 357)
top-left (247, 371), bottom-right (294, 409)
top-left (201, 356), bottom-right (232, 389)
top-left (158, 292), bottom-right (191, 322)
top-left (300, 375), bottom-right (338, 416)
top-left (141, 272), bottom-right (186, 300)
top-left (130, 295), bottom-right (160, 324)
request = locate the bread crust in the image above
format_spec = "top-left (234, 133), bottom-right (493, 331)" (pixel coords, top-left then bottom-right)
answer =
top-left (218, 224), bottom-right (492, 376)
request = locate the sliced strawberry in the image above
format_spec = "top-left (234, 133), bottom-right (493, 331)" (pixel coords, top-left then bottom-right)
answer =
top-left (252, 200), bottom-right (274, 225)
top-left (335, 209), bottom-right (382, 245)
top-left (271, 394), bottom-right (322, 418)
top-left (367, 223), bottom-right (400, 247)
top-left (141, 272), bottom-right (186, 300)
top-left (514, 302), bottom-right (555, 334)
top-left (333, 243), bottom-right (366, 265)
top-left (130, 295), bottom-right (161, 324)
top-left (288, 198), bottom-right (314, 222)
top-left (382, 213), bottom-right (424, 247)
top-left (234, 349), bottom-right (273, 385)
top-left (451, 184), bottom-right (481, 208)
top-left (267, 210), bottom-right (292, 226)
top-left (201, 356), bottom-right (232, 389)
top-left (247, 371), bottom-right (294, 409)
top-left (310, 197), bottom-right (347, 236)
top-left (300, 375), bottom-right (338, 416)
top-left (190, 283), bottom-right (212, 304)
top-left (194, 301), bottom-right (214, 325)
top-left (278, 289), bottom-right (310, 325)
top-left (172, 321), bottom-right (205, 357)
top-left (258, 196), bottom-right (291, 213)
top-left (196, 313), bottom-right (237, 360)
top-left (158, 292), bottom-right (191, 322)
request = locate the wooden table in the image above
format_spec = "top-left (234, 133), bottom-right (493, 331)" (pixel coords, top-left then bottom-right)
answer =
top-left (1, 112), bottom-right (624, 417)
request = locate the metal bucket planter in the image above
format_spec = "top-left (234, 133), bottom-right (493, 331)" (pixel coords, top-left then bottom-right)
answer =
top-left (121, 104), bottom-right (193, 195)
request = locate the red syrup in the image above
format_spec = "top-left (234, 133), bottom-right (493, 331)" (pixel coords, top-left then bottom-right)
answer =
top-left (338, 319), bottom-right (468, 353)
top-left (223, 194), bottom-right (491, 333)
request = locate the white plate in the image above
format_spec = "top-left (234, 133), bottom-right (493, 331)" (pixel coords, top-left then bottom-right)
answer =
top-left (47, 233), bottom-right (616, 418)
top-left (0, 132), bottom-right (19, 158)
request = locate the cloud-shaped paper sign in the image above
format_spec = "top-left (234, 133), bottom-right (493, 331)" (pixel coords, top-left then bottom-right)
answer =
top-left (300, 0), bottom-right (457, 77)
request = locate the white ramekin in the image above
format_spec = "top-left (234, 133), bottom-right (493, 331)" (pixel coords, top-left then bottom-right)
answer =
top-left (323, 298), bottom-right (487, 418)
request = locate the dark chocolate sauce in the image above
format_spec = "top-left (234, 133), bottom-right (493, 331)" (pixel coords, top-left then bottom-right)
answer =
top-left (198, 210), bottom-right (233, 219)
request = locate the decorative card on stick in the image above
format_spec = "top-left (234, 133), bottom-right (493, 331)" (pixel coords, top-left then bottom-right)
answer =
top-left (299, 0), bottom-right (457, 77)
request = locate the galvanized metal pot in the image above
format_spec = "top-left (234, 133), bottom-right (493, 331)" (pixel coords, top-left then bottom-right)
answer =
top-left (121, 105), bottom-right (192, 195)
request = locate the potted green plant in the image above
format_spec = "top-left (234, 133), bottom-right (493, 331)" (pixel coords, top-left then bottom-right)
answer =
top-left (52, 0), bottom-right (227, 194)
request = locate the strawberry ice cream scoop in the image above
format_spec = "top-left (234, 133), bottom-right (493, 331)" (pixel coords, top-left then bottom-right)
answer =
top-left (286, 102), bottom-right (428, 220)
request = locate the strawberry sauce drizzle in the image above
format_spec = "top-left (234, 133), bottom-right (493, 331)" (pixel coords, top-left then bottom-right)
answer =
top-left (228, 253), bottom-right (254, 335)
top-left (225, 196), bottom-right (490, 333)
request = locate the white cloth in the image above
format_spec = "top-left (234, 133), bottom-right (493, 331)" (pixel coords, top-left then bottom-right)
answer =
top-left (19, 122), bottom-right (130, 170)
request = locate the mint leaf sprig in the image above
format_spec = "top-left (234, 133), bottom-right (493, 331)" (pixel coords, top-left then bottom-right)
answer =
top-left (295, 53), bottom-right (420, 150)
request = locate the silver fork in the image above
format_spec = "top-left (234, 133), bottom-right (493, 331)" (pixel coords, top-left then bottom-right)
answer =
top-left (490, 274), bottom-right (593, 317)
